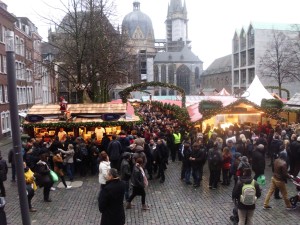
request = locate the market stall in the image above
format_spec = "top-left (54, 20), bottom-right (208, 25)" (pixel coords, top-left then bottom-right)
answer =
top-left (23, 102), bottom-right (140, 141)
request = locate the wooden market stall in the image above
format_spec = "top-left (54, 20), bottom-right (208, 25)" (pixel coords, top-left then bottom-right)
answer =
top-left (23, 103), bottom-right (140, 142)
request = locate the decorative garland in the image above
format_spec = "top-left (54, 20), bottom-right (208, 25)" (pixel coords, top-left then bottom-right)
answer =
top-left (197, 98), bottom-right (283, 122)
top-left (119, 81), bottom-right (186, 107)
top-left (265, 86), bottom-right (290, 100)
top-left (23, 121), bottom-right (142, 129)
top-left (136, 101), bottom-right (190, 125)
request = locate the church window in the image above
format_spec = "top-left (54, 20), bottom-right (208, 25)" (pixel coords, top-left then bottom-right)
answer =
top-left (195, 67), bottom-right (200, 80)
top-left (161, 89), bottom-right (167, 96)
top-left (234, 53), bottom-right (239, 68)
top-left (161, 65), bottom-right (167, 83)
top-left (233, 33), bottom-right (239, 52)
top-left (241, 70), bottom-right (246, 85)
top-left (168, 64), bottom-right (175, 84)
top-left (248, 68), bottom-right (255, 84)
top-left (176, 65), bottom-right (190, 94)
top-left (241, 51), bottom-right (246, 67)
top-left (154, 65), bottom-right (159, 82)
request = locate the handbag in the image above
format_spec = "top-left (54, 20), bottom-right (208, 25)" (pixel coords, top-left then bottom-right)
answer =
top-left (50, 170), bottom-right (59, 183)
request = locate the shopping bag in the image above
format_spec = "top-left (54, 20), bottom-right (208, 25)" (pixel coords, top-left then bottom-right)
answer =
top-left (50, 170), bottom-right (59, 183)
top-left (257, 175), bottom-right (266, 186)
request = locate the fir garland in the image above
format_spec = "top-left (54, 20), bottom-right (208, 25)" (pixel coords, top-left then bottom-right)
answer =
top-left (197, 98), bottom-right (283, 122)
top-left (119, 81), bottom-right (186, 107)
top-left (23, 121), bottom-right (142, 129)
top-left (265, 86), bottom-right (290, 100)
top-left (199, 100), bottom-right (223, 115)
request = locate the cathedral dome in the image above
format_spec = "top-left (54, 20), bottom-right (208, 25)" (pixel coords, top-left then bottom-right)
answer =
top-left (122, 1), bottom-right (154, 41)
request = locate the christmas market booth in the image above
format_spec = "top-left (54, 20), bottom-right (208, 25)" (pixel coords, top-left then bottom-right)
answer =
top-left (23, 102), bottom-right (140, 141)
top-left (197, 97), bottom-right (284, 132)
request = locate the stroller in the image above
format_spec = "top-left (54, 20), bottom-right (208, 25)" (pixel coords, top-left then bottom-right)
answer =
top-left (289, 175), bottom-right (300, 207)
top-left (230, 199), bottom-right (239, 225)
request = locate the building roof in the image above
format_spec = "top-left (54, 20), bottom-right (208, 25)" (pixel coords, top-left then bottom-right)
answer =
top-left (122, 2), bottom-right (154, 40)
top-left (250, 22), bottom-right (300, 32)
top-left (202, 54), bottom-right (231, 75)
top-left (154, 45), bottom-right (202, 63)
top-left (285, 93), bottom-right (300, 106)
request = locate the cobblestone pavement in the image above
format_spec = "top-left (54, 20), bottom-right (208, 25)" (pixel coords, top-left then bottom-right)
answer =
top-left (1, 140), bottom-right (299, 225)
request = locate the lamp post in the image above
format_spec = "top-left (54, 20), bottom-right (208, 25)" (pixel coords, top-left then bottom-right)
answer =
top-left (6, 31), bottom-right (31, 225)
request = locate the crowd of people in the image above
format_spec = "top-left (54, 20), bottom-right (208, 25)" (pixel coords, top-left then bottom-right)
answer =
top-left (1, 105), bottom-right (300, 224)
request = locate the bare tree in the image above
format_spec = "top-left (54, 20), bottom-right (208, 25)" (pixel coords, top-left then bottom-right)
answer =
top-left (44, 0), bottom-right (135, 103)
top-left (260, 30), bottom-right (298, 97)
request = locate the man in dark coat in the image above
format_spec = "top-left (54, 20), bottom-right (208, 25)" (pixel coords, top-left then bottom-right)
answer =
top-left (189, 142), bottom-right (206, 187)
top-left (98, 168), bottom-right (125, 225)
top-left (107, 135), bottom-right (123, 171)
top-left (252, 144), bottom-right (265, 180)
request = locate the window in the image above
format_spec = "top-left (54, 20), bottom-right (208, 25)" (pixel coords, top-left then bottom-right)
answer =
top-left (233, 34), bottom-right (239, 52)
top-left (176, 65), bottom-right (190, 94)
top-left (154, 65), bottom-right (159, 82)
top-left (15, 36), bottom-right (20, 54)
top-left (241, 70), bottom-right (246, 85)
top-left (20, 39), bottom-right (25, 56)
top-left (248, 68), bottom-right (255, 84)
top-left (240, 51), bottom-right (246, 67)
top-left (234, 54), bottom-right (239, 68)
top-left (0, 25), bottom-right (2, 42)
top-left (3, 56), bottom-right (6, 73)
top-left (240, 30), bottom-right (246, 51)
top-left (248, 26), bottom-right (255, 48)
top-left (161, 65), bottom-right (166, 83)
top-left (0, 85), bottom-right (2, 103)
top-left (234, 71), bottom-right (239, 85)
top-left (0, 55), bottom-right (2, 72)
top-left (168, 64), bottom-right (175, 84)
top-left (248, 49), bottom-right (254, 65)
top-left (1, 111), bottom-right (11, 133)
top-left (4, 85), bottom-right (8, 102)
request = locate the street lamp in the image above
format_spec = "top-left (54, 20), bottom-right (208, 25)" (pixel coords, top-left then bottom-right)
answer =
top-left (6, 31), bottom-right (31, 225)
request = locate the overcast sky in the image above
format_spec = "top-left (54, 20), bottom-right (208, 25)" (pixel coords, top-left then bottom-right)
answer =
top-left (3, 0), bottom-right (300, 69)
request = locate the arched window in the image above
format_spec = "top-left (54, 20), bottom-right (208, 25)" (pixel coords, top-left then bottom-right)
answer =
top-left (195, 67), bottom-right (200, 80)
top-left (176, 65), bottom-right (190, 94)
top-left (154, 65), bottom-right (159, 82)
top-left (168, 64), bottom-right (175, 84)
top-left (161, 65), bottom-right (166, 83)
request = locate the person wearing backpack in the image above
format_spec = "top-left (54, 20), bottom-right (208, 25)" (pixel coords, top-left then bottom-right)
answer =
top-left (208, 142), bottom-right (223, 189)
top-left (232, 168), bottom-right (261, 225)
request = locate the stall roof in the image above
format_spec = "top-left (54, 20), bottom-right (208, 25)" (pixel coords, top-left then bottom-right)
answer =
top-left (27, 103), bottom-right (128, 115)
top-left (27, 104), bottom-right (61, 115)
top-left (69, 103), bottom-right (127, 114)
top-left (242, 75), bottom-right (274, 105)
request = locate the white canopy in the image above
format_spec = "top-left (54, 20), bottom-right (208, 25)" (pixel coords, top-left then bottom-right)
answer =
top-left (242, 75), bottom-right (274, 106)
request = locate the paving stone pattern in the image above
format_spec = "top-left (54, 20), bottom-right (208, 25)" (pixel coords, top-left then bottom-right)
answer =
top-left (1, 141), bottom-right (299, 225)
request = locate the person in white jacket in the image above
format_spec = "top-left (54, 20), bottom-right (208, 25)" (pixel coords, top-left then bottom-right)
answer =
top-left (98, 151), bottom-right (111, 189)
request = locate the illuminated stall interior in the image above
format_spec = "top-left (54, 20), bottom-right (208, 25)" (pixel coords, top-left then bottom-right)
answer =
top-left (24, 103), bottom-right (139, 141)
top-left (202, 100), bottom-right (265, 132)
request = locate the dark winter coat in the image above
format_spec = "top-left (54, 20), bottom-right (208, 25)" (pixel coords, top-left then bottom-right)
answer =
top-left (251, 149), bottom-right (265, 175)
top-left (232, 176), bottom-right (261, 210)
top-left (120, 159), bottom-right (131, 181)
top-left (98, 178), bottom-right (125, 225)
top-left (270, 139), bottom-right (283, 156)
top-left (34, 160), bottom-right (53, 187)
top-left (0, 159), bottom-right (8, 182)
top-left (107, 140), bottom-right (123, 161)
top-left (130, 165), bottom-right (144, 188)
top-left (190, 147), bottom-right (206, 169)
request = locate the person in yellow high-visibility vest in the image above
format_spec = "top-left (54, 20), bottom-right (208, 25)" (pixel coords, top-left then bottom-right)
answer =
top-left (173, 130), bottom-right (182, 161)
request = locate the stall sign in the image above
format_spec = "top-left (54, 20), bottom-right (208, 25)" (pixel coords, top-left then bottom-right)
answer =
top-left (25, 115), bottom-right (44, 122)
top-left (102, 114), bottom-right (121, 121)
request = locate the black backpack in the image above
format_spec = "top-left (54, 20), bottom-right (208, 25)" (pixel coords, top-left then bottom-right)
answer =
top-left (80, 145), bottom-right (88, 157)
top-left (209, 149), bottom-right (221, 166)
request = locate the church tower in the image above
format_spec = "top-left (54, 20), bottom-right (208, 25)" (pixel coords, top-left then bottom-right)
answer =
top-left (165, 0), bottom-right (190, 52)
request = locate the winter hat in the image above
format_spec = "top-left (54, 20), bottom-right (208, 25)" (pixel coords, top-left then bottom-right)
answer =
top-left (257, 144), bottom-right (264, 150)
top-left (241, 156), bottom-right (248, 163)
